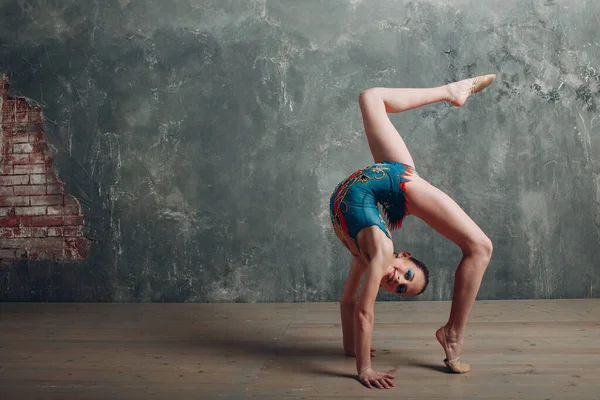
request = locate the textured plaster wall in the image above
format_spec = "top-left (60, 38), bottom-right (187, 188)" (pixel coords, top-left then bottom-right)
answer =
top-left (0, 0), bottom-right (599, 301)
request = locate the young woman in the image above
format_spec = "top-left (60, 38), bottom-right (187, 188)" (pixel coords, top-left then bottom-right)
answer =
top-left (330, 75), bottom-right (496, 389)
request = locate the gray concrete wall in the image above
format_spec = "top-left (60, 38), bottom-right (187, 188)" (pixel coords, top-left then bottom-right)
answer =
top-left (0, 0), bottom-right (598, 301)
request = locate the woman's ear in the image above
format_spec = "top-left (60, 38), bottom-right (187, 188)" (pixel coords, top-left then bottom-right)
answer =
top-left (398, 251), bottom-right (412, 258)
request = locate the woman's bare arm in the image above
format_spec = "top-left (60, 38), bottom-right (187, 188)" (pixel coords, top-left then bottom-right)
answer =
top-left (340, 258), bottom-right (364, 355)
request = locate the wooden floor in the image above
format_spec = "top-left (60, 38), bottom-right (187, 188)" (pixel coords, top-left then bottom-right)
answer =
top-left (1, 300), bottom-right (599, 400)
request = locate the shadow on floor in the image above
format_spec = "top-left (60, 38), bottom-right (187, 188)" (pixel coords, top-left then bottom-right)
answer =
top-left (141, 316), bottom-right (450, 380)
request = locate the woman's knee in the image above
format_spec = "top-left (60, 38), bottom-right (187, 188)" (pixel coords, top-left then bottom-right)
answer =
top-left (464, 235), bottom-right (493, 263)
top-left (358, 88), bottom-right (383, 108)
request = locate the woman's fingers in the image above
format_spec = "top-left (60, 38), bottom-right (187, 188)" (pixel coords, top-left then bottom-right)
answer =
top-left (360, 370), bottom-right (395, 389)
top-left (365, 378), bottom-right (393, 389)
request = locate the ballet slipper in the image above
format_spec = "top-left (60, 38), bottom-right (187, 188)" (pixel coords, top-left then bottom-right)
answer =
top-left (439, 326), bottom-right (471, 374)
top-left (448, 74), bottom-right (496, 106)
top-left (470, 74), bottom-right (496, 95)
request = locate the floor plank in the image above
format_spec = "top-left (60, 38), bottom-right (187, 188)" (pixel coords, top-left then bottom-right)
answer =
top-left (1, 300), bottom-right (599, 399)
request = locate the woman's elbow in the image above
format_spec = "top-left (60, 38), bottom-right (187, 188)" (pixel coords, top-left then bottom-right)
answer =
top-left (355, 309), bottom-right (374, 326)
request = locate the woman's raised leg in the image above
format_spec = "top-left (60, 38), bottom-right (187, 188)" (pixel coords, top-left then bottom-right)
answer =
top-left (358, 75), bottom-right (495, 167)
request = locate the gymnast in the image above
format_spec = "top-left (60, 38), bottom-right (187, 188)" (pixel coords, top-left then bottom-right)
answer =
top-left (329, 74), bottom-right (496, 389)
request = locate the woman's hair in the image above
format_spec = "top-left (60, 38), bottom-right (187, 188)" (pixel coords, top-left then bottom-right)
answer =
top-left (410, 256), bottom-right (430, 295)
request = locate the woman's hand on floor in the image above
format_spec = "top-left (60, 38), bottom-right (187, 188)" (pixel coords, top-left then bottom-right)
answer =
top-left (358, 367), bottom-right (396, 389)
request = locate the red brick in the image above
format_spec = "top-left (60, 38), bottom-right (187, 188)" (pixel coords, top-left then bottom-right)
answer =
top-left (0, 249), bottom-right (16, 259)
top-left (65, 237), bottom-right (89, 259)
top-left (29, 152), bottom-right (47, 163)
top-left (46, 184), bottom-right (64, 194)
top-left (32, 227), bottom-right (47, 238)
top-left (0, 208), bottom-right (14, 217)
top-left (6, 133), bottom-right (30, 143)
top-left (22, 250), bottom-right (36, 259)
top-left (63, 216), bottom-right (84, 226)
top-left (12, 124), bottom-right (34, 133)
top-left (47, 205), bottom-right (80, 216)
top-left (30, 195), bottom-right (63, 206)
top-left (47, 227), bottom-right (63, 237)
top-left (30, 174), bottom-right (46, 185)
top-left (4, 154), bottom-right (29, 164)
top-left (14, 164), bottom-right (45, 175)
top-left (1, 125), bottom-right (14, 135)
top-left (14, 227), bottom-right (33, 238)
top-left (28, 110), bottom-right (43, 123)
top-left (0, 227), bottom-right (32, 238)
top-left (14, 185), bottom-right (46, 196)
top-left (0, 187), bottom-right (14, 196)
top-left (65, 205), bottom-right (80, 215)
top-left (15, 206), bottom-right (47, 216)
top-left (30, 216), bottom-right (62, 227)
top-left (12, 143), bottom-right (34, 153)
top-left (32, 141), bottom-right (49, 153)
top-left (0, 227), bottom-right (14, 238)
top-left (28, 131), bottom-right (44, 142)
top-left (29, 247), bottom-right (65, 260)
top-left (15, 111), bottom-right (28, 123)
top-left (45, 174), bottom-right (59, 184)
top-left (2, 100), bottom-right (15, 112)
top-left (0, 238), bottom-right (26, 248)
top-left (46, 174), bottom-right (59, 184)
top-left (46, 206), bottom-right (64, 215)
top-left (1, 165), bottom-right (13, 174)
top-left (0, 196), bottom-right (30, 207)
top-left (0, 216), bottom-right (30, 227)
top-left (15, 100), bottom-right (29, 112)
top-left (36, 238), bottom-right (66, 251)
top-left (1, 237), bottom-right (64, 250)
top-left (64, 195), bottom-right (78, 205)
top-left (63, 226), bottom-right (82, 236)
top-left (0, 175), bottom-right (28, 185)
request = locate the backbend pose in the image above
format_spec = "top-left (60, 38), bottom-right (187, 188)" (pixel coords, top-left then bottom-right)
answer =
top-left (330, 74), bottom-right (496, 389)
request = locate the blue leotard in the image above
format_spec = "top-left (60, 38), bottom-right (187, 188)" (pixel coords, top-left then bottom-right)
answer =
top-left (329, 161), bottom-right (416, 256)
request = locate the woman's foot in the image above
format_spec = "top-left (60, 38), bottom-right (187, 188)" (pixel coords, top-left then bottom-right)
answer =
top-left (446, 74), bottom-right (496, 107)
top-left (436, 326), bottom-right (471, 374)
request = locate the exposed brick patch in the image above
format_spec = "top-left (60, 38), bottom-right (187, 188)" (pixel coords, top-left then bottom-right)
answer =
top-left (0, 75), bottom-right (90, 262)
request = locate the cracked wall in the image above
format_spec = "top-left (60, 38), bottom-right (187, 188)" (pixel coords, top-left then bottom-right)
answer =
top-left (0, 76), bottom-right (90, 265)
top-left (0, 0), bottom-right (599, 301)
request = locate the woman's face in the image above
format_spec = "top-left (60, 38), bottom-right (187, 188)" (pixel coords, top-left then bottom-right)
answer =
top-left (380, 252), bottom-right (426, 297)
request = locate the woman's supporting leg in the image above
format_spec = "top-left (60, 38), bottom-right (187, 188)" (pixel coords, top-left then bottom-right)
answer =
top-left (405, 176), bottom-right (493, 372)
top-left (358, 75), bottom-right (495, 167)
